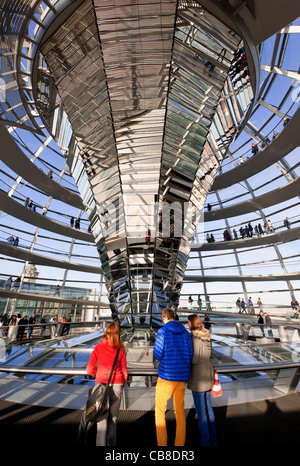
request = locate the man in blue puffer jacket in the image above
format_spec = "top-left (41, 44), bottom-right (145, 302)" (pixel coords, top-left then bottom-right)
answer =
top-left (154, 307), bottom-right (193, 446)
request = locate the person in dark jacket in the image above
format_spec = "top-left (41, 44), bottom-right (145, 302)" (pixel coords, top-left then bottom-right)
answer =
top-left (27, 314), bottom-right (36, 338)
top-left (153, 307), bottom-right (193, 447)
top-left (17, 315), bottom-right (28, 341)
top-left (257, 312), bottom-right (265, 337)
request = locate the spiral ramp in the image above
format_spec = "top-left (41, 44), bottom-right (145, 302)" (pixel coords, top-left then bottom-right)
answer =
top-left (0, 0), bottom-right (299, 447)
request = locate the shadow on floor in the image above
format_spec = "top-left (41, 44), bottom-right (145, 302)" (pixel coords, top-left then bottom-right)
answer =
top-left (0, 392), bottom-right (299, 446)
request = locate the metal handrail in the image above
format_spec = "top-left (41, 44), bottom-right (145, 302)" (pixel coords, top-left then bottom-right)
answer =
top-left (0, 360), bottom-right (299, 377)
top-left (0, 321), bottom-right (299, 335)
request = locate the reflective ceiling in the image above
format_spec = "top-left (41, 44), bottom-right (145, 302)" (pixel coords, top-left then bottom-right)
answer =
top-left (34, 0), bottom-right (254, 327)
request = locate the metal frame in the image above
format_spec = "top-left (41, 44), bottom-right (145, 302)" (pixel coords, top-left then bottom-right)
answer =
top-left (0, 0), bottom-right (299, 323)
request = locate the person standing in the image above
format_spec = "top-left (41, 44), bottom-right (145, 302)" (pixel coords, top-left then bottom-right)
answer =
top-left (86, 322), bottom-right (127, 446)
top-left (11, 276), bottom-right (21, 290)
top-left (59, 314), bottom-right (67, 336)
top-left (2, 314), bottom-right (8, 332)
top-left (257, 297), bottom-right (263, 313)
top-left (187, 314), bottom-right (217, 447)
top-left (283, 217), bottom-right (291, 229)
top-left (50, 315), bottom-right (58, 337)
top-left (145, 228), bottom-right (151, 246)
top-left (267, 219), bottom-right (275, 233)
top-left (264, 312), bottom-right (273, 337)
top-left (248, 297), bottom-right (254, 314)
top-left (17, 315), bottom-right (28, 341)
top-left (39, 315), bottom-right (47, 338)
top-left (257, 312), bottom-right (265, 337)
top-left (8, 315), bottom-right (18, 343)
top-left (197, 295), bottom-right (202, 311)
top-left (206, 295), bottom-right (212, 311)
top-left (203, 314), bottom-right (211, 331)
top-left (0, 316), bottom-right (6, 337)
top-left (27, 314), bottom-right (36, 338)
top-left (251, 143), bottom-right (259, 155)
top-left (64, 312), bottom-right (72, 335)
top-left (153, 307), bottom-right (193, 447)
top-left (236, 297), bottom-right (242, 313)
top-left (241, 299), bottom-right (246, 313)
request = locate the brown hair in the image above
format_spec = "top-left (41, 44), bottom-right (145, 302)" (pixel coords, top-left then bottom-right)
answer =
top-left (103, 322), bottom-right (124, 350)
top-left (188, 314), bottom-right (202, 330)
top-left (162, 307), bottom-right (175, 321)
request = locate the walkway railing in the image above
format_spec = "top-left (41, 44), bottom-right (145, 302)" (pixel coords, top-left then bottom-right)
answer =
top-left (0, 313), bottom-right (299, 347)
top-left (0, 351), bottom-right (299, 395)
top-left (0, 317), bottom-right (299, 399)
top-left (0, 282), bottom-right (296, 315)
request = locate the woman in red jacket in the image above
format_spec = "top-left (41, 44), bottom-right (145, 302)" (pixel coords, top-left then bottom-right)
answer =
top-left (86, 322), bottom-right (128, 446)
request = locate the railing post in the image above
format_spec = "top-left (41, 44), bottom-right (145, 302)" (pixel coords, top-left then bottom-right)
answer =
top-left (278, 325), bottom-right (290, 342)
top-left (274, 367), bottom-right (299, 394)
top-left (235, 322), bottom-right (244, 337)
top-left (289, 367), bottom-right (300, 393)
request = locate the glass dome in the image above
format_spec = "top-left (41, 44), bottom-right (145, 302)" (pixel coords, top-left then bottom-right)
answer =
top-left (0, 0), bottom-right (299, 326)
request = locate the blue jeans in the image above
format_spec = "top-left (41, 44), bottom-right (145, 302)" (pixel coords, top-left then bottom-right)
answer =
top-left (192, 391), bottom-right (217, 446)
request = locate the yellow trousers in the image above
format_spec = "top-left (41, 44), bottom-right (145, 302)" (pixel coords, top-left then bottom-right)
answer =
top-left (155, 377), bottom-right (186, 446)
